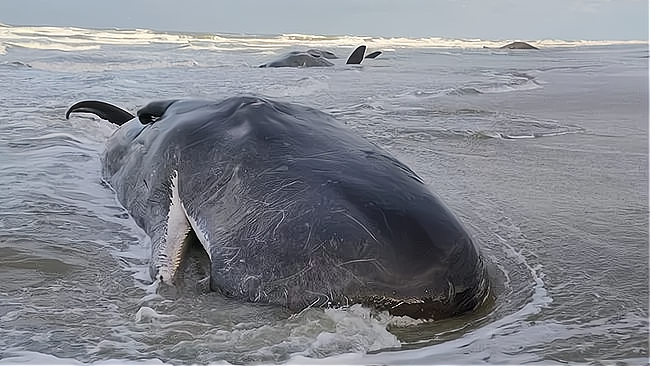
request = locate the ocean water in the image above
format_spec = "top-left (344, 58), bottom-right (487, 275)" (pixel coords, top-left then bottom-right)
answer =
top-left (0, 24), bottom-right (647, 365)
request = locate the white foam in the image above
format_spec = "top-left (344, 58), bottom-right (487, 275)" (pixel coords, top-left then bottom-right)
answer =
top-left (0, 350), bottom-right (167, 365)
top-left (7, 41), bottom-right (100, 51)
top-left (134, 306), bottom-right (177, 324)
top-left (320, 305), bottom-right (401, 351)
top-left (0, 351), bottom-right (85, 365)
top-left (479, 80), bottom-right (543, 94)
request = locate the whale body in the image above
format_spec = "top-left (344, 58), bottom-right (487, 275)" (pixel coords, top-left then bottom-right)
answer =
top-left (66, 96), bottom-right (490, 319)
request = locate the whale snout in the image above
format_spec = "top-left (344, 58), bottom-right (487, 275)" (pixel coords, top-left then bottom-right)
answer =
top-left (362, 274), bottom-right (490, 319)
top-left (358, 252), bottom-right (490, 319)
top-left (338, 240), bottom-right (490, 319)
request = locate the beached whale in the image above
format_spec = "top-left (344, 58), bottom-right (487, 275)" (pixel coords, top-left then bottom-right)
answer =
top-left (260, 51), bottom-right (335, 67)
top-left (66, 96), bottom-right (490, 319)
top-left (260, 45), bottom-right (367, 67)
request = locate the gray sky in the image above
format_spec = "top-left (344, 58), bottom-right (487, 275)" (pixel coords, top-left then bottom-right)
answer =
top-left (0, 0), bottom-right (647, 40)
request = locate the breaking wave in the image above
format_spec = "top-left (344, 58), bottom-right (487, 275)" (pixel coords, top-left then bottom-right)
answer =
top-left (1, 23), bottom-right (645, 54)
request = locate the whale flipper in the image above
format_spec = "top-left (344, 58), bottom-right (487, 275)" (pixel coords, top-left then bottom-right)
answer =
top-left (345, 45), bottom-right (367, 65)
top-left (137, 100), bottom-right (178, 125)
top-left (66, 100), bottom-right (134, 126)
top-left (365, 51), bottom-right (382, 59)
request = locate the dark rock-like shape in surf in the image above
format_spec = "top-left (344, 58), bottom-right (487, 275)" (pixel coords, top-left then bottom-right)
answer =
top-left (65, 96), bottom-right (491, 320)
top-left (499, 41), bottom-right (539, 50)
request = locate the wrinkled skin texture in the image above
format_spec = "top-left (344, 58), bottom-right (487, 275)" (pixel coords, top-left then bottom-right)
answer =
top-left (97, 96), bottom-right (490, 319)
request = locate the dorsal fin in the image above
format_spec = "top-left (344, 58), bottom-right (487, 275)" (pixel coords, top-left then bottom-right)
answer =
top-left (65, 100), bottom-right (134, 126)
top-left (345, 45), bottom-right (367, 65)
top-left (137, 100), bottom-right (178, 125)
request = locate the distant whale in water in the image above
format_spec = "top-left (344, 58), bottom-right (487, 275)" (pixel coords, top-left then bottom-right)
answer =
top-left (498, 41), bottom-right (539, 50)
top-left (66, 96), bottom-right (490, 319)
top-left (260, 50), bottom-right (335, 67)
top-left (260, 45), bottom-right (374, 67)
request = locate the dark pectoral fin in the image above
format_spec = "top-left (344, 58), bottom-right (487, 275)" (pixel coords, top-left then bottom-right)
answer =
top-left (365, 51), bottom-right (382, 59)
top-left (65, 100), bottom-right (134, 125)
top-left (346, 45), bottom-right (367, 65)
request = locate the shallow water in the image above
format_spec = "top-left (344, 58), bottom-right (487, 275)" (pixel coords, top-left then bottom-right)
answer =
top-left (0, 24), bottom-right (648, 365)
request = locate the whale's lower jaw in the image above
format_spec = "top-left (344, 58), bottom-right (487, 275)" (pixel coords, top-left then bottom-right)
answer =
top-left (152, 170), bottom-right (213, 285)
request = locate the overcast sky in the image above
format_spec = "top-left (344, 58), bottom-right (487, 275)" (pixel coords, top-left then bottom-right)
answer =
top-left (0, 0), bottom-right (647, 40)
